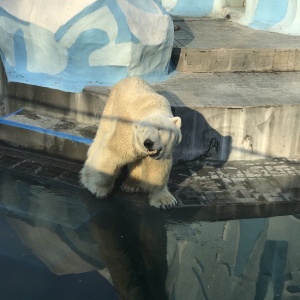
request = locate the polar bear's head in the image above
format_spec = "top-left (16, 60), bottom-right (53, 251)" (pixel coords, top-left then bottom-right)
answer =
top-left (133, 114), bottom-right (182, 159)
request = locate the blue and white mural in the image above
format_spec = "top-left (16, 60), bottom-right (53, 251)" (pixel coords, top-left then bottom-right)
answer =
top-left (162, 0), bottom-right (300, 35)
top-left (0, 0), bottom-right (174, 92)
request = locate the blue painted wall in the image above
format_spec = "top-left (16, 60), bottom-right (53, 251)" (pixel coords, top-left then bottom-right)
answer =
top-left (162, 0), bottom-right (299, 35)
top-left (250, 0), bottom-right (289, 29)
top-left (168, 0), bottom-right (215, 17)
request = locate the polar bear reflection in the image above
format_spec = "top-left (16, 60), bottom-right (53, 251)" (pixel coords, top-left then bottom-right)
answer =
top-left (80, 77), bottom-right (182, 209)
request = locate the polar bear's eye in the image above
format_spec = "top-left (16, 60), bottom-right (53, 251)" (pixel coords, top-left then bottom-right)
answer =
top-left (157, 127), bottom-right (162, 131)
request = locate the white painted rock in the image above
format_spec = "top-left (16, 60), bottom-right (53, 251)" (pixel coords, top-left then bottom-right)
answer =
top-left (0, 0), bottom-right (174, 92)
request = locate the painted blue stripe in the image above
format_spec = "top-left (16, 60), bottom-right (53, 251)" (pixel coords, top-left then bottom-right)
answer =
top-left (54, 0), bottom-right (131, 44)
top-left (0, 108), bottom-right (24, 119)
top-left (0, 7), bottom-right (30, 26)
top-left (0, 118), bottom-right (93, 145)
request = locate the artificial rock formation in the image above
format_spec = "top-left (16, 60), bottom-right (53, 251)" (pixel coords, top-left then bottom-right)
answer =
top-left (0, 0), bottom-right (174, 92)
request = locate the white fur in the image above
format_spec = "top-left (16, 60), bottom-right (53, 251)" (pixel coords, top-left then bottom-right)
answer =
top-left (80, 77), bottom-right (182, 209)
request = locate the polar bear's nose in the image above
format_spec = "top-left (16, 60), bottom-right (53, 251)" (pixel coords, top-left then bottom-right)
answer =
top-left (144, 139), bottom-right (154, 150)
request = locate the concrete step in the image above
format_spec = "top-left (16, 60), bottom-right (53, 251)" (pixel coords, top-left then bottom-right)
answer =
top-left (172, 18), bottom-right (300, 73)
top-left (2, 71), bottom-right (300, 163)
top-left (1, 95), bottom-right (300, 165)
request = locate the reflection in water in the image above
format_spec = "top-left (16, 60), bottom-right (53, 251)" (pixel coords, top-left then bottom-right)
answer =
top-left (0, 173), bottom-right (300, 300)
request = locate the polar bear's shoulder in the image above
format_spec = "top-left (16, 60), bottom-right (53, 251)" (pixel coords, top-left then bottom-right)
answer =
top-left (107, 77), bottom-right (171, 116)
top-left (113, 77), bottom-right (154, 94)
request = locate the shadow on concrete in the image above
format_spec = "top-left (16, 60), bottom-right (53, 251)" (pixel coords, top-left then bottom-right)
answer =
top-left (159, 91), bottom-right (232, 166)
top-left (171, 16), bottom-right (194, 69)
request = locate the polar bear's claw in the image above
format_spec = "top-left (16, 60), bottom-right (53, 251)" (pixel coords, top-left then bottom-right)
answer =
top-left (149, 191), bottom-right (177, 209)
top-left (94, 188), bottom-right (110, 199)
top-left (93, 183), bottom-right (114, 199)
top-left (94, 189), bottom-right (109, 198)
top-left (121, 181), bottom-right (143, 193)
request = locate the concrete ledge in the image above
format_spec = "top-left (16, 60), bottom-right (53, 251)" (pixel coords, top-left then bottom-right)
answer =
top-left (172, 48), bottom-right (300, 73)
top-left (0, 122), bottom-right (89, 162)
top-left (1, 104), bottom-right (300, 164)
top-left (0, 144), bottom-right (299, 221)
top-left (0, 109), bottom-right (95, 161)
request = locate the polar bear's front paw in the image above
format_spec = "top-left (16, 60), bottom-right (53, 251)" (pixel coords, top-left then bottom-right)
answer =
top-left (80, 166), bottom-right (115, 198)
top-left (149, 190), bottom-right (177, 209)
top-left (121, 179), bottom-right (143, 193)
top-left (91, 181), bottom-right (114, 198)
top-left (94, 185), bottom-right (112, 198)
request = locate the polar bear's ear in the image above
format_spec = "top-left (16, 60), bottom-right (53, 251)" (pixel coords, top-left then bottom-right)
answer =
top-left (172, 117), bottom-right (181, 129)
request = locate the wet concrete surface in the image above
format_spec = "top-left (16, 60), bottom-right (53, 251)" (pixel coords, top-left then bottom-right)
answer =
top-left (0, 144), bottom-right (300, 221)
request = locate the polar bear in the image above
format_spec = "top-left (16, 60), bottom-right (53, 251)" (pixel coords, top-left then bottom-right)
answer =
top-left (80, 77), bottom-right (182, 209)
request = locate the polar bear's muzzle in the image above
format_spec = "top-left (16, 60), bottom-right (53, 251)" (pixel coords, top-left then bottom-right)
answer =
top-left (144, 139), bottom-right (162, 158)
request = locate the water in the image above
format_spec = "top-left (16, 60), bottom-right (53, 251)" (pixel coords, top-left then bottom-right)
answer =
top-left (0, 172), bottom-right (300, 300)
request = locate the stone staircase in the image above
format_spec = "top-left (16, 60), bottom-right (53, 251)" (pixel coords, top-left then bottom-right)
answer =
top-left (172, 17), bottom-right (300, 73)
